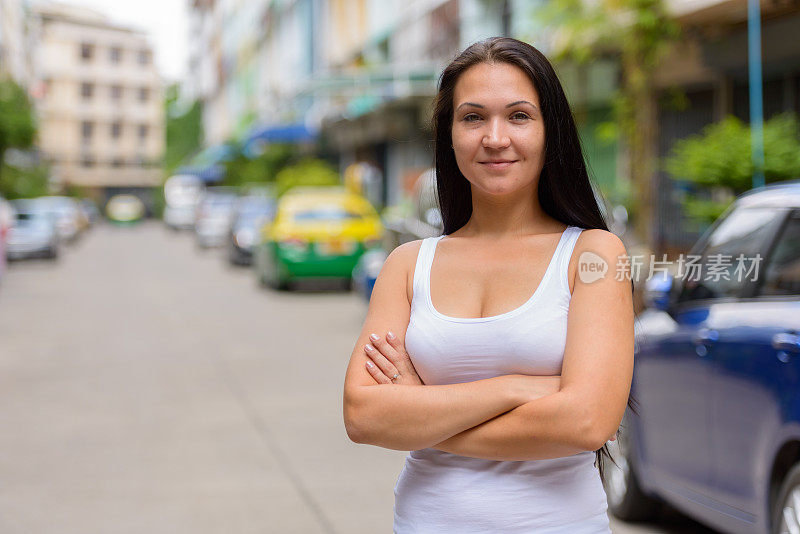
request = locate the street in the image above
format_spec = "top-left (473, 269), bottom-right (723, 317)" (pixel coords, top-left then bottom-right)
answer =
top-left (0, 221), bottom-right (716, 533)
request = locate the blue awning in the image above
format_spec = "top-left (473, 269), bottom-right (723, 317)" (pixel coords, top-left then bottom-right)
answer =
top-left (176, 164), bottom-right (225, 183)
top-left (244, 123), bottom-right (316, 156)
top-left (177, 144), bottom-right (237, 183)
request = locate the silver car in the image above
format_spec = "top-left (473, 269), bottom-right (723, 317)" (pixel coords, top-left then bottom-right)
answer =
top-left (194, 188), bottom-right (238, 248)
top-left (6, 205), bottom-right (59, 260)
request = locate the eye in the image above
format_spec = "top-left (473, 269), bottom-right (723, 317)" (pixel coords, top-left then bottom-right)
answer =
top-left (510, 111), bottom-right (531, 121)
top-left (462, 113), bottom-right (482, 122)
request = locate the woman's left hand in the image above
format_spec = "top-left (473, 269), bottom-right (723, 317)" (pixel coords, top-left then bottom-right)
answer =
top-left (363, 331), bottom-right (424, 386)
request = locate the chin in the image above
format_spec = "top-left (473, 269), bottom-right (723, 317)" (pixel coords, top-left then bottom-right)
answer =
top-left (472, 176), bottom-right (530, 196)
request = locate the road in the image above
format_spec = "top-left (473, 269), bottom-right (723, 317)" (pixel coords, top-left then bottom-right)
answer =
top-left (0, 221), bottom-right (717, 533)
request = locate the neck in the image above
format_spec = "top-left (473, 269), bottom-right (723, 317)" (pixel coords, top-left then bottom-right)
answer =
top-left (458, 183), bottom-right (564, 239)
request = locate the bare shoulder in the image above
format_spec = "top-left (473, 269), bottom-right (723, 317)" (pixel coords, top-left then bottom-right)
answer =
top-left (381, 239), bottom-right (424, 303)
top-left (568, 229), bottom-right (629, 294)
top-left (382, 239), bottom-right (423, 278)
top-left (575, 229), bottom-right (627, 259)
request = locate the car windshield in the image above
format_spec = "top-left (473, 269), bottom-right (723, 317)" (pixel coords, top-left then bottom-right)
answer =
top-left (14, 213), bottom-right (50, 230)
top-left (239, 201), bottom-right (274, 218)
top-left (292, 207), bottom-right (364, 223)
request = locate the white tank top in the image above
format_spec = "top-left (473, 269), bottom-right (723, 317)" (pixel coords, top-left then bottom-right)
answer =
top-left (393, 225), bottom-right (611, 533)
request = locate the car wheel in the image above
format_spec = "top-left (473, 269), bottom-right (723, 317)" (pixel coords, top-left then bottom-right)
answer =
top-left (602, 418), bottom-right (661, 521)
top-left (263, 252), bottom-right (289, 291)
top-left (773, 462), bottom-right (800, 534)
top-left (47, 246), bottom-right (58, 260)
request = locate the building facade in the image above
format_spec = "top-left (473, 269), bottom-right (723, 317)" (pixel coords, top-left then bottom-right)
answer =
top-left (0, 0), bottom-right (33, 85)
top-left (32, 3), bottom-right (164, 199)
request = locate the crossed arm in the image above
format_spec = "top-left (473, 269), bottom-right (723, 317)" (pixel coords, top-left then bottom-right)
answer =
top-left (342, 232), bottom-right (633, 461)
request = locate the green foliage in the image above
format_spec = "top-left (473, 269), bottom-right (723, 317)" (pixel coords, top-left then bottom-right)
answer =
top-left (274, 158), bottom-right (340, 197)
top-left (164, 84), bottom-right (203, 174)
top-left (0, 79), bottom-right (35, 154)
top-left (221, 143), bottom-right (296, 187)
top-left (665, 113), bottom-right (800, 224)
top-left (0, 163), bottom-right (50, 200)
top-left (665, 114), bottom-right (800, 192)
top-left (540, 0), bottom-right (679, 69)
top-left (0, 78), bottom-right (38, 198)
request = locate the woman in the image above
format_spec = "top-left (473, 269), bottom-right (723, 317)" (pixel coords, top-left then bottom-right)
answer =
top-left (343, 37), bottom-right (633, 533)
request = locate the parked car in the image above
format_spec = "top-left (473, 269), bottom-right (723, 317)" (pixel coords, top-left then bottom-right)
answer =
top-left (352, 248), bottom-right (388, 301)
top-left (6, 202), bottom-right (59, 260)
top-left (194, 187), bottom-right (238, 248)
top-left (163, 174), bottom-right (203, 230)
top-left (79, 198), bottom-right (100, 226)
top-left (605, 180), bottom-right (800, 534)
top-left (106, 194), bottom-right (145, 224)
top-left (0, 195), bottom-right (13, 280)
top-left (32, 196), bottom-right (84, 242)
top-left (226, 194), bottom-right (276, 265)
top-left (254, 186), bottom-right (383, 290)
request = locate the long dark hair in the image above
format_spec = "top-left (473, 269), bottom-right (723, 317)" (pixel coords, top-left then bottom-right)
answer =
top-left (431, 36), bottom-right (637, 482)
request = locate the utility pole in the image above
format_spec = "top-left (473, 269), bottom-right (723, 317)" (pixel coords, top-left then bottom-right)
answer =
top-left (748, 0), bottom-right (765, 189)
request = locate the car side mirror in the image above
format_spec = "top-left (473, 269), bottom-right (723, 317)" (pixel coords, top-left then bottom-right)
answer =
top-left (643, 271), bottom-right (673, 312)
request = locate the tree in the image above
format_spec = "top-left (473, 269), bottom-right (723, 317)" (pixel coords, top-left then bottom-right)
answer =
top-left (164, 84), bottom-right (203, 174)
top-left (0, 78), bottom-right (39, 198)
top-left (274, 158), bottom-right (340, 197)
top-left (221, 142), bottom-right (296, 187)
top-left (665, 113), bottom-right (800, 224)
top-left (540, 0), bottom-right (680, 251)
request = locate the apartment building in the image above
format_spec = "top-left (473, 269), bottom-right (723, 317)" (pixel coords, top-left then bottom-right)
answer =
top-left (0, 0), bottom-right (32, 85)
top-left (32, 2), bottom-right (164, 199)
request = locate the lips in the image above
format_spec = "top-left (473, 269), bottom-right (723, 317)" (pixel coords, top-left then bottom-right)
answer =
top-left (479, 160), bottom-right (517, 170)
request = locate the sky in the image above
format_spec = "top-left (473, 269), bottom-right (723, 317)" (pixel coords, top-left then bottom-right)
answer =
top-left (48, 0), bottom-right (190, 82)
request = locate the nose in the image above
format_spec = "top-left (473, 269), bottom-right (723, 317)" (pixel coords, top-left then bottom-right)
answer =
top-left (482, 117), bottom-right (511, 149)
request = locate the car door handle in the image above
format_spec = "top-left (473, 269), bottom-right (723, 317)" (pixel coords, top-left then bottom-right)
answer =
top-left (772, 333), bottom-right (800, 353)
top-left (692, 328), bottom-right (719, 346)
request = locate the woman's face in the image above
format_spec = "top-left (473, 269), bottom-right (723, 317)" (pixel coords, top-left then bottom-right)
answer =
top-left (451, 62), bottom-right (545, 198)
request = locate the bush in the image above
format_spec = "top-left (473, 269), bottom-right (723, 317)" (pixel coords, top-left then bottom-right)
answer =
top-left (665, 113), bottom-right (800, 223)
top-left (0, 163), bottom-right (50, 199)
top-left (274, 158), bottom-right (340, 197)
top-left (221, 143), bottom-right (295, 187)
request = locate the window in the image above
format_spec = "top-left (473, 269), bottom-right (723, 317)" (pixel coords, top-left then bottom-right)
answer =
top-left (81, 154), bottom-right (95, 168)
top-left (678, 207), bottom-right (785, 302)
top-left (138, 87), bottom-right (149, 102)
top-left (110, 85), bottom-right (122, 100)
top-left (137, 49), bottom-right (151, 65)
top-left (111, 158), bottom-right (124, 168)
top-left (81, 121), bottom-right (94, 140)
top-left (80, 82), bottom-right (94, 100)
top-left (110, 122), bottom-right (122, 139)
top-left (109, 47), bottom-right (122, 63)
top-left (759, 213), bottom-right (800, 297)
top-left (137, 124), bottom-right (148, 140)
top-left (80, 43), bottom-right (93, 61)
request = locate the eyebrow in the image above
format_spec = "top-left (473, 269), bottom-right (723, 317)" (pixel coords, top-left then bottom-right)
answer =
top-left (455, 100), bottom-right (538, 111)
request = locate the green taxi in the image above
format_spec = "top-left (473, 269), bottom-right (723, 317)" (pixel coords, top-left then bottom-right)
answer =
top-left (254, 187), bottom-right (383, 290)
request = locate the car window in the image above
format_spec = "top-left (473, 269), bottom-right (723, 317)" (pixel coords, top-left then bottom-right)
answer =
top-left (758, 212), bottom-right (800, 297)
top-left (678, 207), bottom-right (785, 303)
top-left (292, 207), bottom-right (363, 222)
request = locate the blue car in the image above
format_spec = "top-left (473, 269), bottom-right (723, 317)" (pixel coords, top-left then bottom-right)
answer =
top-left (605, 180), bottom-right (800, 534)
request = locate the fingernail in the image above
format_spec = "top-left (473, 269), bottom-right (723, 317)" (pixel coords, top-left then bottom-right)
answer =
top-left (387, 331), bottom-right (396, 340)
top-left (364, 344), bottom-right (374, 352)
top-left (369, 333), bottom-right (379, 342)
top-left (365, 360), bottom-right (373, 368)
